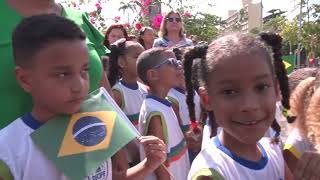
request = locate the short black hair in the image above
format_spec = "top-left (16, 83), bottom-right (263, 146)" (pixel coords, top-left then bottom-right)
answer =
top-left (137, 47), bottom-right (167, 85)
top-left (12, 14), bottom-right (86, 68)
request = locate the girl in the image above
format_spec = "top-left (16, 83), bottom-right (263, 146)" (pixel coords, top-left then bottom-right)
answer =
top-left (104, 24), bottom-right (129, 49)
top-left (108, 39), bottom-right (147, 166)
top-left (138, 27), bottom-right (155, 50)
top-left (108, 38), bottom-right (147, 129)
top-left (168, 47), bottom-right (203, 162)
top-left (283, 68), bottom-right (319, 172)
top-left (137, 48), bottom-right (190, 180)
top-left (186, 32), bottom-right (293, 180)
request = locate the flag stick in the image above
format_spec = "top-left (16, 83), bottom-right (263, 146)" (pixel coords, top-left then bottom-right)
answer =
top-left (101, 88), bottom-right (175, 179)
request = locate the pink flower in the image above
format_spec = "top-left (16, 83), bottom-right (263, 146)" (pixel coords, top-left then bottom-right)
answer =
top-left (135, 22), bottom-right (143, 30)
top-left (95, 3), bottom-right (102, 10)
top-left (152, 14), bottom-right (163, 28)
top-left (140, 8), bottom-right (148, 15)
top-left (183, 11), bottom-right (192, 18)
top-left (114, 16), bottom-right (121, 22)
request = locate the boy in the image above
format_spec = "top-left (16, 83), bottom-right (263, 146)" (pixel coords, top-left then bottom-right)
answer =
top-left (0, 14), bottom-right (166, 180)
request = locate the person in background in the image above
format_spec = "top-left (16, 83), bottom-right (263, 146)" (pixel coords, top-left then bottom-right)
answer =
top-left (0, 0), bottom-right (111, 129)
top-left (153, 11), bottom-right (193, 48)
top-left (103, 24), bottom-right (128, 49)
top-left (138, 27), bottom-right (155, 50)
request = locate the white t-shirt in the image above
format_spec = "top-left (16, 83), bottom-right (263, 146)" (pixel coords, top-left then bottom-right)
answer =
top-left (189, 137), bottom-right (285, 180)
top-left (167, 88), bottom-right (201, 133)
top-left (139, 95), bottom-right (190, 180)
top-left (0, 113), bottom-right (112, 180)
top-left (112, 80), bottom-right (148, 129)
top-left (284, 128), bottom-right (314, 158)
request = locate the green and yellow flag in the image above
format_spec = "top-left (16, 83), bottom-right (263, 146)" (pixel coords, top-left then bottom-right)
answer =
top-left (31, 88), bottom-right (138, 180)
top-left (282, 55), bottom-right (295, 74)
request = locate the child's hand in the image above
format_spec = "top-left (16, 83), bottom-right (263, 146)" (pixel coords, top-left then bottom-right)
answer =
top-left (139, 136), bottom-right (167, 171)
top-left (294, 151), bottom-right (320, 180)
top-left (185, 127), bottom-right (203, 152)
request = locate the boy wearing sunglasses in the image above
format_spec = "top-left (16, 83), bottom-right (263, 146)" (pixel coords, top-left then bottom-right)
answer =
top-left (137, 47), bottom-right (190, 180)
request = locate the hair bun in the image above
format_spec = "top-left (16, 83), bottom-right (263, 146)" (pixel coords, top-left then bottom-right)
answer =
top-left (259, 32), bottom-right (282, 51)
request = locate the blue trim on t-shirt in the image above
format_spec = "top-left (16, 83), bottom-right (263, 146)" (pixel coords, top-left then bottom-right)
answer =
top-left (120, 79), bottom-right (139, 90)
top-left (146, 95), bottom-right (172, 107)
top-left (213, 136), bottom-right (268, 170)
top-left (174, 87), bottom-right (186, 94)
top-left (22, 113), bottom-right (43, 130)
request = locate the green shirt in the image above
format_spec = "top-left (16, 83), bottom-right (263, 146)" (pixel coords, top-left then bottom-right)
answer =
top-left (0, 1), bottom-right (109, 129)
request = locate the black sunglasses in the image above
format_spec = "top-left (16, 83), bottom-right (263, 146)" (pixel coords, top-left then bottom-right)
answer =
top-left (167, 17), bottom-right (182, 23)
top-left (152, 58), bottom-right (182, 69)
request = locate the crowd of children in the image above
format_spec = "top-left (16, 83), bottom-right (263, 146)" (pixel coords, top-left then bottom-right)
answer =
top-left (1, 13), bottom-right (320, 180)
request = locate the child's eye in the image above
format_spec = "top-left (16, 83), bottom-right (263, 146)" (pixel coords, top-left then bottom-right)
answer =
top-left (222, 89), bottom-right (237, 96)
top-left (256, 83), bottom-right (270, 91)
top-left (56, 72), bottom-right (69, 78)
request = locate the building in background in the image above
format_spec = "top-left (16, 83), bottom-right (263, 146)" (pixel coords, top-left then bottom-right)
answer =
top-left (222, 0), bottom-right (263, 33)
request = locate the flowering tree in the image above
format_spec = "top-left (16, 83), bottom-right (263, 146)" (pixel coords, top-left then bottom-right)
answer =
top-left (60, 0), bottom-right (221, 42)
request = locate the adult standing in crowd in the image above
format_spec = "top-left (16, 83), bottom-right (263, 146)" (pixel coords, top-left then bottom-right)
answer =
top-left (103, 24), bottom-right (128, 49)
top-left (138, 27), bottom-right (155, 50)
top-left (153, 11), bottom-right (193, 48)
top-left (0, 0), bottom-right (110, 129)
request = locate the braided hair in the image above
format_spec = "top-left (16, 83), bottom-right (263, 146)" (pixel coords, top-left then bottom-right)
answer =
top-left (108, 39), bottom-right (127, 87)
top-left (183, 32), bottom-right (291, 143)
top-left (182, 44), bottom-right (208, 129)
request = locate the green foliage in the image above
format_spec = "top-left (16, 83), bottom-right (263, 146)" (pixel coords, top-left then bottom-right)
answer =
top-left (183, 12), bottom-right (221, 42)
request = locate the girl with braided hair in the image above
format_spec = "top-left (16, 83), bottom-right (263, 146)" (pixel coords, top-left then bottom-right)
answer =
top-left (108, 38), bottom-right (147, 166)
top-left (186, 32), bottom-right (293, 180)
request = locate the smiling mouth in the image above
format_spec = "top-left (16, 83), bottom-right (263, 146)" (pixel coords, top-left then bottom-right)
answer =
top-left (232, 119), bottom-right (264, 126)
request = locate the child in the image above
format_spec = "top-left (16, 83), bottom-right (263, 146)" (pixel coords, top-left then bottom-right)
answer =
top-left (108, 38), bottom-right (147, 166)
top-left (292, 72), bottom-right (320, 180)
top-left (0, 14), bottom-right (166, 180)
top-left (167, 47), bottom-right (204, 162)
top-left (187, 32), bottom-right (293, 180)
top-left (108, 39), bottom-right (147, 129)
top-left (137, 48), bottom-right (190, 180)
top-left (283, 68), bottom-right (319, 172)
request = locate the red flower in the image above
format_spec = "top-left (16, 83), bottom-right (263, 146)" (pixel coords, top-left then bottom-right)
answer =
top-left (114, 16), bottom-right (121, 22)
top-left (183, 11), bottom-right (192, 18)
top-left (135, 22), bottom-right (143, 30)
top-left (95, 3), bottom-right (102, 10)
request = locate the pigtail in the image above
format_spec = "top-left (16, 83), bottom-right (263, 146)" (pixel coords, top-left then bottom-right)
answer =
top-left (259, 32), bottom-right (291, 119)
top-left (305, 83), bottom-right (320, 152)
top-left (107, 40), bottom-right (127, 87)
top-left (290, 77), bottom-right (315, 136)
top-left (259, 32), bottom-right (289, 142)
top-left (183, 44), bottom-right (208, 128)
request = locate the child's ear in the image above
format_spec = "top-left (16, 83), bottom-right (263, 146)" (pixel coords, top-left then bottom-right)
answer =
top-left (147, 69), bottom-right (159, 82)
top-left (118, 56), bottom-right (126, 68)
top-left (198, 86), bottom-right (213, 111)
top-left (15, 66), bottom-right (32, 93)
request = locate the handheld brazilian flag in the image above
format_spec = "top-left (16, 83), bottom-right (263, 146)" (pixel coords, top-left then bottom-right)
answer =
top-left (31, 87), bottom-right (138, 180)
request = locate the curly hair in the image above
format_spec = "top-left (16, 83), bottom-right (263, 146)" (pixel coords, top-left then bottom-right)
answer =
top-left (103, 24), bottom-right (128, 49)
